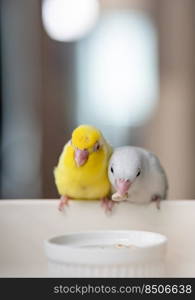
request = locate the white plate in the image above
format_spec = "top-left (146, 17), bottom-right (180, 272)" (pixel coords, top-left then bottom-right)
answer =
top-left (44, 230), bottom-right (167, 277)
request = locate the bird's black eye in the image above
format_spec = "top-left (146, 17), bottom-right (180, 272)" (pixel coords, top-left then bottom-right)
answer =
top-left (111, 166), bottom-right (114, 173)
top-left (136, 169), bottom-right (141, 177)
top-left (94, 142), bottom-right (100, 152)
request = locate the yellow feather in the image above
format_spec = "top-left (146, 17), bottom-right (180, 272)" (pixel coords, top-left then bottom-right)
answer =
top-left (72, 124), bottom-right (101, 149)
top-left (54, 125), bottom-right (112, 200)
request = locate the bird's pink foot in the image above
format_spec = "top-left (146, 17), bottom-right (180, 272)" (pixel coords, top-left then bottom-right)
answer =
top-left (58, 195), bottom-right (70, 211)
top-left (101, 197), bottom-right (115, 213)
top-left (151, 194), bottom-right (161, 210)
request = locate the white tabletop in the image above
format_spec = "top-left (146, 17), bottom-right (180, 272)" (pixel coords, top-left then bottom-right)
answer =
top-left (0, 199), bottom-right (194, 277)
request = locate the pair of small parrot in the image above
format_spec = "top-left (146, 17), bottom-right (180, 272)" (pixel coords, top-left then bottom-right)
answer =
top-left (54, 125), bottom-right (168, 212)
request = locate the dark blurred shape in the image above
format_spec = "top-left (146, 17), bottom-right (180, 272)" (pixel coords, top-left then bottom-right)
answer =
top-left (1, 0), bottom-right (42, 198)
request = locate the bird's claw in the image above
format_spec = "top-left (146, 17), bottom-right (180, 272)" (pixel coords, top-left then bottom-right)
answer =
top-left (101, 197), bottom-right (115, 213)
top-left (58, 195), bottom-right (69, 211)
top-left (151, 195), bottom-right (161, 210)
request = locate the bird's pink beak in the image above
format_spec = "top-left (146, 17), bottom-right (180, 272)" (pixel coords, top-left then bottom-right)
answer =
top-left (74, 149), bottom-right (89, 167)
top-left (115, 178), bottom-right (132, 196)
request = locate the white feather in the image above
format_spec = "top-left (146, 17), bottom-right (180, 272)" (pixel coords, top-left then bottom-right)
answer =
top-left (108, 146), bottom-right (168, 204)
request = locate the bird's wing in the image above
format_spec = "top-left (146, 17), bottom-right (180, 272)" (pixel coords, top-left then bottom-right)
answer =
top-left (148, 151), bottom-right (169, 199)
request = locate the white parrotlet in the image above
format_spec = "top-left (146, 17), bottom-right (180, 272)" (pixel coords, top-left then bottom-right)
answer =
top-left (108, 146), bottom-right (168, 208)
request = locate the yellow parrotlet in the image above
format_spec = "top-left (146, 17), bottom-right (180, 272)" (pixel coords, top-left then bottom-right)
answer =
top-left (54, 125), bottom-right (113, 211)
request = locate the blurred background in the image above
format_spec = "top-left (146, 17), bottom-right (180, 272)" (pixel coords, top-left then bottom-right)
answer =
top-left (1, 0), bottom-right (195, 200)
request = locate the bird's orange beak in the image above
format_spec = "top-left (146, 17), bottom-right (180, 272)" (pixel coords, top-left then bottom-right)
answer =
top-left (115, 178), bottom-right (132, 196)
top-left (74, 149), bottom-right (89, 167)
